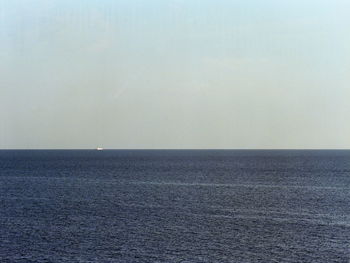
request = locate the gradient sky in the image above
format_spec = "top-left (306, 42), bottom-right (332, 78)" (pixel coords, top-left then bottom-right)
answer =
top-left (1, 0), bottom-right (349, 149)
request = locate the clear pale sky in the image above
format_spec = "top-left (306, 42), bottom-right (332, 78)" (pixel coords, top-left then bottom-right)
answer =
top-left (1, 0), bottom-right (349, 149)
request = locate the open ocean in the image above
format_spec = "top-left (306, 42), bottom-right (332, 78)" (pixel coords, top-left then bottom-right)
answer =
top-left (0, 150), bottom-right (349, 263)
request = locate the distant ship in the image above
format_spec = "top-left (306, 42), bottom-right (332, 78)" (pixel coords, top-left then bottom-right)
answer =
top-left (96, 147), bottom-right (104, 151)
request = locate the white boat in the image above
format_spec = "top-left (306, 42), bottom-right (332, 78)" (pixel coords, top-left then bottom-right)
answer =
top-left (96, 147), bottom-right (104, 151)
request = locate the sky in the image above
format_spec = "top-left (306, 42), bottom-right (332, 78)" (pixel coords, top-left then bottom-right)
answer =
top-left (1, 0), bottom-right (349, 149)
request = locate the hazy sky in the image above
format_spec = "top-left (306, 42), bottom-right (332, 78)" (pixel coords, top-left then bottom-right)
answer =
top-left (1, 0), bottom-right (349, 149)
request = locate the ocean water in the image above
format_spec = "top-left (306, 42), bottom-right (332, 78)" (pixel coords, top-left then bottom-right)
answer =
top-left (0, 150), bottom-right (350, 263)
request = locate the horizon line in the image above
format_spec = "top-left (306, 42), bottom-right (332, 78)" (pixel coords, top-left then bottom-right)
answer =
top-left (1, 148), bottom-right (350, 151)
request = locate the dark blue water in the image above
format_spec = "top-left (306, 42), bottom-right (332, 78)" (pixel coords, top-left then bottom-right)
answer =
top-left (1, 150), bottom-right (350, 262)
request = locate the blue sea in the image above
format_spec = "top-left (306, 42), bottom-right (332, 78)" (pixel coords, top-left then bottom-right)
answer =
top-left (1, 150), bottom-right (350, 262)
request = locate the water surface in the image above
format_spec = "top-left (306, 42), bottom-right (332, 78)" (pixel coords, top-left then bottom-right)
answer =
top-left (1, 150), bottom-right (349, 262)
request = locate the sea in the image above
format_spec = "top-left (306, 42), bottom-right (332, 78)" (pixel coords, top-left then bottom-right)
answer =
top-left (0, 150), bottom-right (349, 263)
